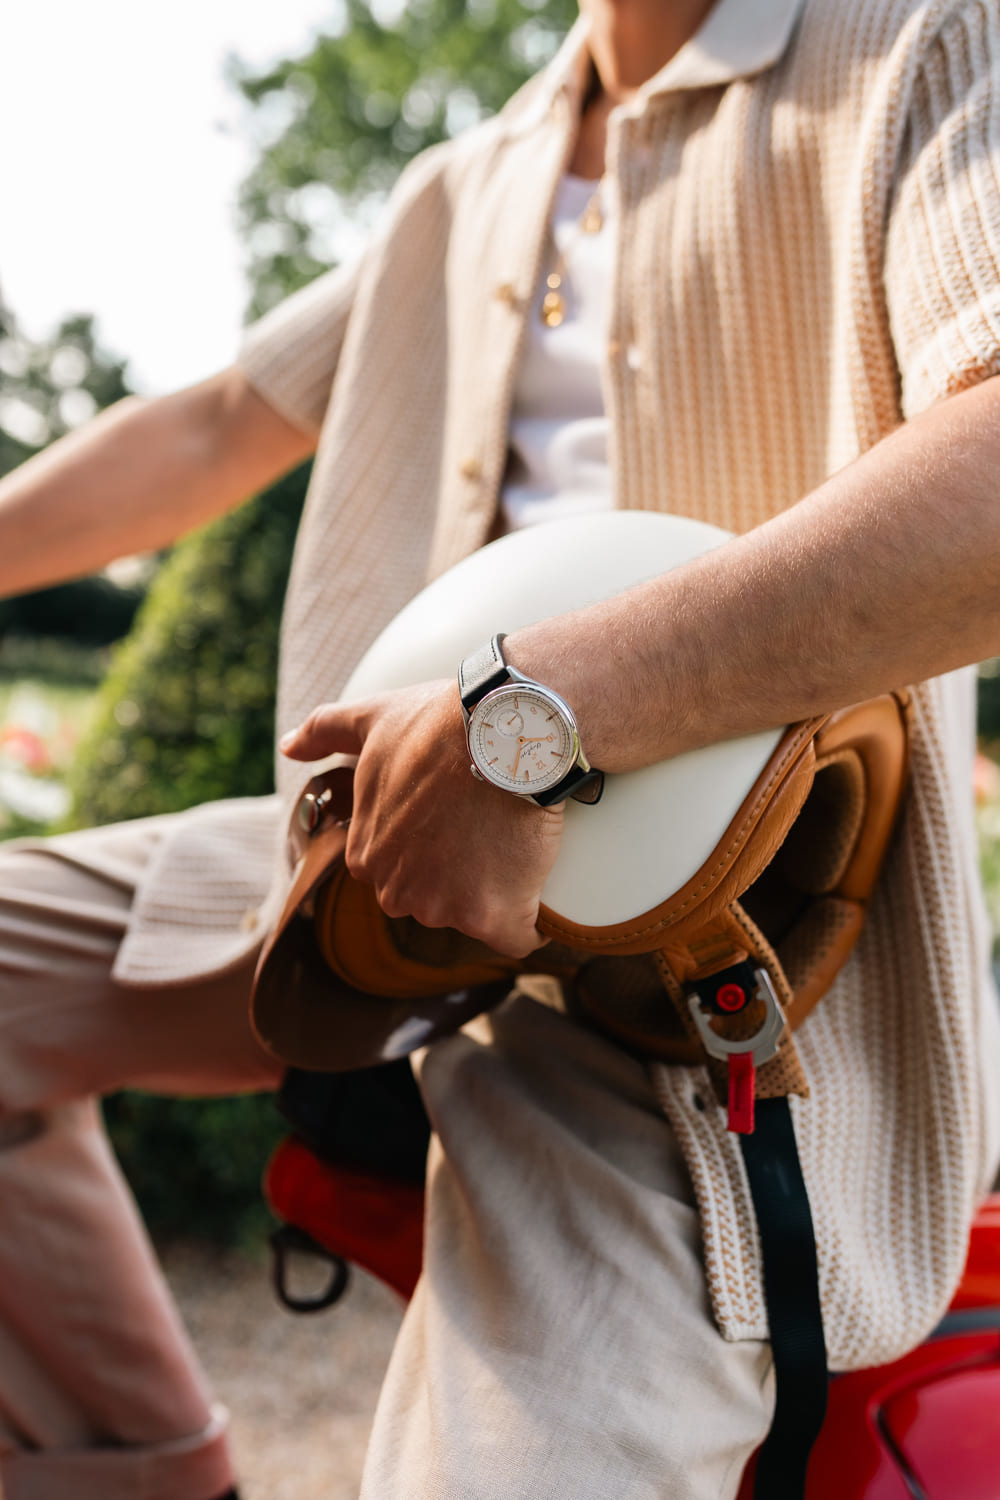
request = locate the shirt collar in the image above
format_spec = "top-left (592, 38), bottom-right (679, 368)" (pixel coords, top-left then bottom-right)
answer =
top-left (534, 0), bottom-right (806, 120)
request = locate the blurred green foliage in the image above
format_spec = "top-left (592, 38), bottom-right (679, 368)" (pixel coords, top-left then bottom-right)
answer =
top-left (0, 577), bottom-right (144, 648)
top-left (0, 306), bottom-right (130, 464)
top-left (979, 660), bottom-right (1000, 743)
top-left (0, 307), bottom-right (143, 648)
top-left (0, 633), bottom-right (109, 685)
top-left (103, 1092), bottom-right (285, 1247)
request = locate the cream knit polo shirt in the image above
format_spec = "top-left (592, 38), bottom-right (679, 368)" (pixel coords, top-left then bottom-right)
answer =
top-left (112, 0), bottom-right (1000, 1368)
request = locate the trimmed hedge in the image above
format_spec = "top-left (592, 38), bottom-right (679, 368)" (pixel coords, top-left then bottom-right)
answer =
top-left (0, 576), bottom-right (145, 647)
top-left (979, 660), bottom-right (1000, 743)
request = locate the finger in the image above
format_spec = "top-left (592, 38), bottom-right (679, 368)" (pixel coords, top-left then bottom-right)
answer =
top-left (279, 702), bottom-right (366, 760)
top-left (465, 917), bottom-right (549, 960)
top-left (446, 891), bottom-right (549, 958)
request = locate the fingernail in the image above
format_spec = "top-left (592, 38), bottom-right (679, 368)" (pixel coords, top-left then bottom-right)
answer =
top-left (279, 730), bottom-right (296, 751)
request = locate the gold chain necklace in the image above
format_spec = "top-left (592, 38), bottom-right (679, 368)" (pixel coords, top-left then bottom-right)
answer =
top-left (540, 180), bottom-right (605, 328)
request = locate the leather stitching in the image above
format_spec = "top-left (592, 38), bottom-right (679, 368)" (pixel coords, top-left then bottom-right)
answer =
top-left (540, 719), bottom-right (823, 948)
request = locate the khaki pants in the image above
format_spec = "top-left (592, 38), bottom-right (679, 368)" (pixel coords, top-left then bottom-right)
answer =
top-left (0, 818), bottom-right (772, 1500)
top-left (0, 818), bottom-right (278, 1500)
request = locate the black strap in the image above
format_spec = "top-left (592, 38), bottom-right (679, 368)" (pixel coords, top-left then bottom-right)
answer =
top-left (458, 633), bottom-right (509, 714)
top-left (533, 764), bottom-right (604, 807)
top-left (740, 1097), bottom-right (828, 1500)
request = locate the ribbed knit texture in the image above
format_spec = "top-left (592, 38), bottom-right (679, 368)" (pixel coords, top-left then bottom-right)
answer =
top-left (113, 0), bottom-right (1000, 1368)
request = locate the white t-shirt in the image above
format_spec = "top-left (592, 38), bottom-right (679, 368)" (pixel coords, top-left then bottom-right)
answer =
top-left (499, 174), bottom-right (614, 531)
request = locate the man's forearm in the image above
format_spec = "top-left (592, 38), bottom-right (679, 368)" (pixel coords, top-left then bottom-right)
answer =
top-left (0, 368), bottom-right (314, 598)
top-left (506, 376), bottom-right (1000, 772)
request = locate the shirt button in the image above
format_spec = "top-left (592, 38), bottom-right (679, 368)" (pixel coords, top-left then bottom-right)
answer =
top-left (459, 456), bottom-right (482, 481)
top-left (626, 344), bottom-right (643, 372)
top-left (493, 282), bottom-right (519, 308)
top-left (607, 338), bottom-right (622, 358)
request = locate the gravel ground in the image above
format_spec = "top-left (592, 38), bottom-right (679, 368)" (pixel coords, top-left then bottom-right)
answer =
top-left (162, 1241), bottom-right (404, 1500)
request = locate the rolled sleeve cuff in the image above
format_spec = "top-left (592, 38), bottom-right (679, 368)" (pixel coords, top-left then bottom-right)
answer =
top-left (0, 1404), bottom-right (233, 1500)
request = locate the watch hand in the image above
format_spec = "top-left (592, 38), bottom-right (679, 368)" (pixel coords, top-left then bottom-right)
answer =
top-left (510, 733), bottom-right (555, 779)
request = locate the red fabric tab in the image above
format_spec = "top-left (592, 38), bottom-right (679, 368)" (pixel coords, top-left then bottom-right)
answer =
top-left (727, 1052), bottom-right (756, 1134)
top-left (264, 1137), bottom-right (425, 1299)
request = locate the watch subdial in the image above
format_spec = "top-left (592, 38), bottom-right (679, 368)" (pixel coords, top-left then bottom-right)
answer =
top-left (496, 709), bottom-right (524, 737)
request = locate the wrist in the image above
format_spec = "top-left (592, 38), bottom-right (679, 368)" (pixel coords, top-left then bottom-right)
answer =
top-left (497, 625), bottom-right (643, 776)
top-left (500, 583), bottom-right (706, 775)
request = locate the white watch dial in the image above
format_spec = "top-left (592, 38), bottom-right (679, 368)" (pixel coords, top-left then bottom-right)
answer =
top-left (468, 684), bottom-right (579, 795)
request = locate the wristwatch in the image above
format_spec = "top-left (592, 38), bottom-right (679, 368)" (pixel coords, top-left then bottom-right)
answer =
top-left (458, 634), bottom-right (604, 808)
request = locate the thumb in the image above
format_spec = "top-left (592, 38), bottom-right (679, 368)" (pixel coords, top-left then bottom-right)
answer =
top-left (279, 701), bottom-right (366, 760)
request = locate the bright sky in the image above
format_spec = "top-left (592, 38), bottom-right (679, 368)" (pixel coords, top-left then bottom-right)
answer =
top-left (0, 0), bottom-right (339, 394)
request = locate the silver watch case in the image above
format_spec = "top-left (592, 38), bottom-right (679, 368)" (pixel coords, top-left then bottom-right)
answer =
top-left (466, 673), bottom-right (588, 799)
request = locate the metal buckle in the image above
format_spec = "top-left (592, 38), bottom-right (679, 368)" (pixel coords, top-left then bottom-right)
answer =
top-left (688, 967), bottom-right (787, 1066)
top-left (297, 786), bottom-right (336, 837)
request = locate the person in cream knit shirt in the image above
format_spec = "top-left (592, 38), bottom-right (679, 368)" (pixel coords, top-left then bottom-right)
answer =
top-left (1, 0), bottom-right (1000, 1496)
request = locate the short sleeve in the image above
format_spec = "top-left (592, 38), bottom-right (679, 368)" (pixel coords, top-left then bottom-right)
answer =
top-left (236, 258), bottom-right (361, 438)
top-left (885, 0), bottom-right (1000, 418)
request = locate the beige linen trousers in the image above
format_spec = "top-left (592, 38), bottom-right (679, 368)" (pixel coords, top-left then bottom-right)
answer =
top-left (3, 0), bottom-right (1000, 1495)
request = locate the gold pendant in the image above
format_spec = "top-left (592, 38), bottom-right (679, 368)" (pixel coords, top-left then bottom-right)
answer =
top-left (580, 201), bottom-right (603, 235)
top-left (541, 272), bottom-right (565, 328)
top-left (539, 179), bottom-right (603, 327)
top-left (541, 291), bottom-right (565, 327)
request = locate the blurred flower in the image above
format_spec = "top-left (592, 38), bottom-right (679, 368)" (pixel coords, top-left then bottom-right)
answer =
top-left (0, 686), bottom-right (82, 826)
top-left (0, 723), bottom-right (51, 772)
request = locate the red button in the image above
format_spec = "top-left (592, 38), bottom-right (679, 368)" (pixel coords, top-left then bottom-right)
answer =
top-left (716, 983), bottom-right (746, 1013)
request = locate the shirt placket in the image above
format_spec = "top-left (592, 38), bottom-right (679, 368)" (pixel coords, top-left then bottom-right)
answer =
top-left (426, 91), bottom-right (586, 579)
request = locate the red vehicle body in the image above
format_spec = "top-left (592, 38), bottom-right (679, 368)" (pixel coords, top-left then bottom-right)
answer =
top-left (266, 1130), bottom-right (1000, 1500)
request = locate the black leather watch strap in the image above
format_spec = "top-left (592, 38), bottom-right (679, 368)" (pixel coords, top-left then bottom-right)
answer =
top-left (458, 633), bottom-right (509, 716)
top-left (534, 765), bottom-right (604, 808)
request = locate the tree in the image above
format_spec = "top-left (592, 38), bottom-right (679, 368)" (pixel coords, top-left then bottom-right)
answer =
top-left (0, 304), bottom-right (143, 645)
top-left (0, 302), bottom-right (131, 475)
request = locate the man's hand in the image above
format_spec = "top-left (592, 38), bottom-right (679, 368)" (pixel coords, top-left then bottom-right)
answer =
top-left (280, 680), bottom-right (565, 958)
